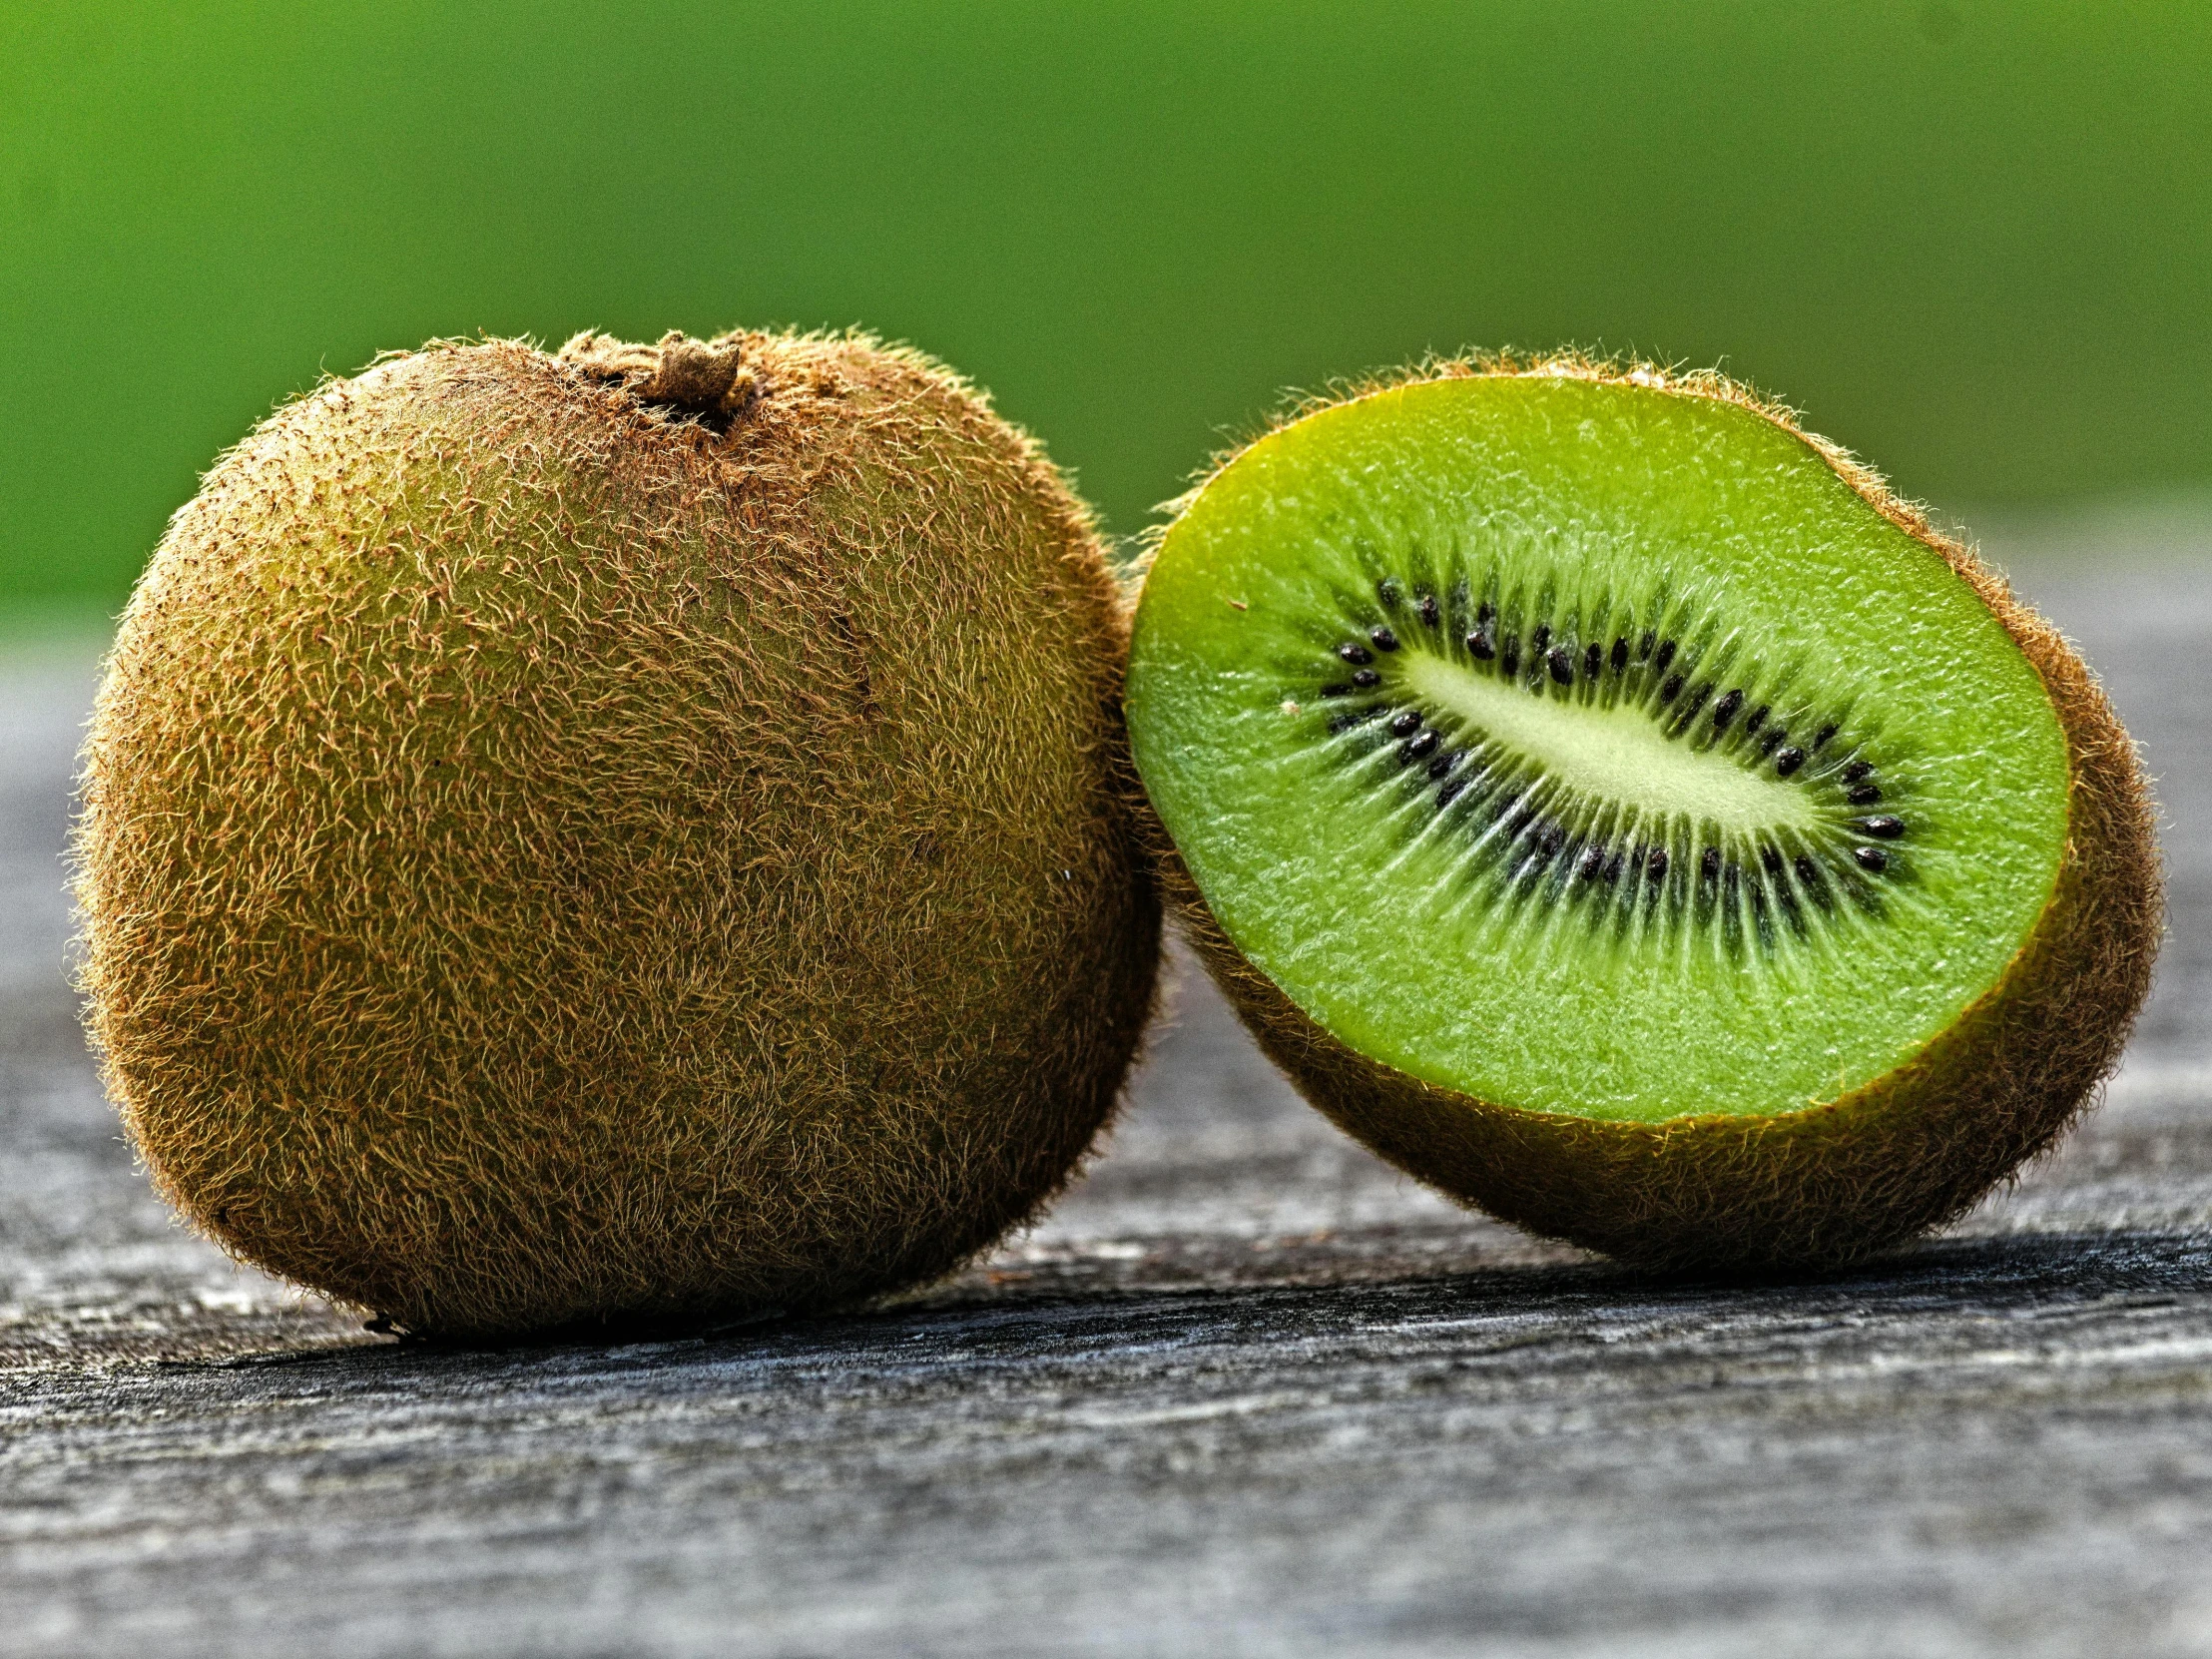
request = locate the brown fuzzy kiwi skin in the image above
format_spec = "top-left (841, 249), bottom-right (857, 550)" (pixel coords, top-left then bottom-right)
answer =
top-left (76, 329), bottom-right (1161, 1339)
top-left (1141, 354), bottom-right (2162, 1275)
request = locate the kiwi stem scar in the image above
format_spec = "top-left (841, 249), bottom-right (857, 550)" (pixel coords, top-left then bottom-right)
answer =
top-left (1396, 651), bottom-right (1822, 834)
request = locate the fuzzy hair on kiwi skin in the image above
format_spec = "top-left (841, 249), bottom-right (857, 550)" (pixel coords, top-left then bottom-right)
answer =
top-left (1138, 353), bottom-right (2162, 1275)
top-left (76, 327), bottom-right (1162, 1339)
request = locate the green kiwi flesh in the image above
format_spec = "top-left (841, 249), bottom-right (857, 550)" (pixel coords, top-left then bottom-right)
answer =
top-left (1128, 361), bottom-right (2159, 1270)
top-left (76, 330), bottom-right (1161, 1338)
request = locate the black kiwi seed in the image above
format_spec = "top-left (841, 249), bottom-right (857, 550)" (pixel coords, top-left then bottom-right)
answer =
top-left (1646, 846), bottom-right (1669, 880)
top-left (1437, 777), bottom-right (1469, 809)
top-left (1584, 643), bottom-right (1603, 678)
top-left (1405, 730), bottom-right (1439, 760)
top-left (1659, 674), bottom-right (1683, 704)
top-left (1711, 689), bottom-right (1744, 729)
top-left (1853, 845), bottom-right (1890, 872)
top-left (1601, 850), bottom-right (1624, 883)
top-left (1637, 631), bottom-right (1656, 661)
top-left (1744, 704), bottom-right (1769, 736)
top-left (1848, 783), bottom-right (1883, 806)
top-left (1654, 640), bottom-right (1677, 672)
top-left (1371, 626), bottom-right (1400, 652)
top-left (1814, 723), bottom-right (1839, 751)
top-left (1774, 747), bottom-right (1806, 777)
top-left (1388, 710), bottom-right (1422, 737)
top-left (1477, 601), bottom-right (1497, 624)
top-left (1320, 683), bottom-right (1352, 699)
top-left (1842, 760), bottom-right (1874, 783)
top-left (1681, 683), bottom-right (1712, 719)
top-left (1793, 854), bottom-right (1820, 885)
top-left (1531, 624), bottom-right (1551, 655)
top-left (1854, 815), bottom-right (1906, 839)
top-left (1700, 846), bottom-right (1722, 881)
top-left (1759, 727), bottom-right (1786, 754)
top-left (1610, 638), bottom-right (1629, 672)
top-left (1468, 627), bottom-right (1495, 660)
top-left (1577, 845), bottom-right (1605, 878)
top-left (1352, 669), bottom-right (1381, 689)
top-left (1337, 642), bottom-right (1374, 666)
top-left (1426, 752), bottom-right (1456, 779)
top-left (1536, 823), bottom-right (1565, 859)
top-left (1417, 594), bottom-right (1440, 628)
top-left (1501, 637), bottom-right (1521, 676)
top-left (1760, 844), bottom-right (1784, 874)
top-left (1548, 647), bottom-right (1573, 685)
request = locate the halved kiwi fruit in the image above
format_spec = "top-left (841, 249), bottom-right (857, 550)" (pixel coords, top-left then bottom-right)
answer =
top-left (76, 328), bottom-right (1160, 1338)
top-left (1127, 358), bottom-right (2159, 1272)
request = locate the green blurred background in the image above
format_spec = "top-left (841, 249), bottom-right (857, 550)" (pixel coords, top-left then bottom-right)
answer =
top-left (3, 0), bottom-right (2208, 617)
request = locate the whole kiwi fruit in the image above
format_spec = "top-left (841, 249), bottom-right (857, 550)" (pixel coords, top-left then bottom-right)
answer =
top-left (1126, 355), bottom-right (2160, 1273)
top-left (77, 328), bottom-right (1161, 1339)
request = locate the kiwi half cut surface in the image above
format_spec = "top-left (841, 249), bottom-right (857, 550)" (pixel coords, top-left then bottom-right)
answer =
top-left (1128, 360), bottom-right (2159, 1271)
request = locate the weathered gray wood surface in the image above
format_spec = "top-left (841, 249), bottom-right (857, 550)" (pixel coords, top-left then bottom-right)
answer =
top-left (6, 520), bottom-right (2212, 1657)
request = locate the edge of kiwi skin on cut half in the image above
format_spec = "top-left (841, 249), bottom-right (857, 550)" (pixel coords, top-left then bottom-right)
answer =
top-left (1126, 354), bottom-right (2162, 1274)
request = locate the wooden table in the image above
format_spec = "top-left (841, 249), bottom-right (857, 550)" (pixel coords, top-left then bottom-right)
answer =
top-left (5, 541), bottom-right (2210, 1657)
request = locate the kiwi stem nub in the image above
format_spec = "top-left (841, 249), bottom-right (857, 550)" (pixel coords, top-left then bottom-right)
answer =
top-left (558, 328), bottom-right (760, 425)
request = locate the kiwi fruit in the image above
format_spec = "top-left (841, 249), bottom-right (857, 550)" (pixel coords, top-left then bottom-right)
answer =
top-left (1127, 356), bottom-right (2159, 1273)
top-left (75, 328), bottom-right (1160, 1339)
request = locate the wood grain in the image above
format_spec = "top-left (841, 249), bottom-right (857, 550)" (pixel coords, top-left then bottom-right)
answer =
top-left (4, 550), bottom-right (2211, 1657)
